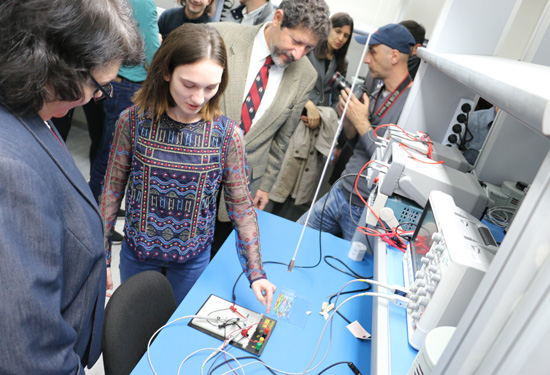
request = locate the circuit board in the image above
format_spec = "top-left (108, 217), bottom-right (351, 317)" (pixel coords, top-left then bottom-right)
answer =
top-left (188, 294), bottom-right (276, 356)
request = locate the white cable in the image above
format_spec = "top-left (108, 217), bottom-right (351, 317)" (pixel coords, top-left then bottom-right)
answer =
top-left (301, 292), bottom-right (408, 374)
top-left (150, 283), bottom-right (408, 375)
top-left (486, 205), bottom-right (516, 228)
top-left (217, 291), bottom-right (409, 375)
top-left (176, 347), bottom-right (244, 375)
top-left (200, 325), bottom-right (252, 375)
top-left (326, 278), bottom-right (408, 297)
top-left (287, 25), bottom-right (374, 272)
top-left (147, 314), bottom-right (234, 375)
top-left (201, 327), bottom-right (244, 375)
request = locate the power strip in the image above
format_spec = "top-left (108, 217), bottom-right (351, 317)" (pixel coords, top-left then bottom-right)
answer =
top-left (442, 98), bottom-right (475, 147)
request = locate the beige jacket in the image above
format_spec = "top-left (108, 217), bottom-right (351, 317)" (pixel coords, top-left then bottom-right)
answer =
top-left (270, 106), bottom-right (338, 205)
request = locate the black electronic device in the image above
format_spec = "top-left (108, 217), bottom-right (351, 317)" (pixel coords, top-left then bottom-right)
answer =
top-left (329, 71), bottom-right (350, 91)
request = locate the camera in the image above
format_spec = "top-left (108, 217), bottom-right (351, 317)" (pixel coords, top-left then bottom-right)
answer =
top-left (330, 71), bottom-right (350, 91)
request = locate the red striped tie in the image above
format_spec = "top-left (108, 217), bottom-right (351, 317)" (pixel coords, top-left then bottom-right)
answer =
top-left (240, 56), bottom-right (274, 134)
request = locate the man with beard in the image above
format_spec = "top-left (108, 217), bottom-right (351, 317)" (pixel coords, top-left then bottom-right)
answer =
top-left (210, 0), bottom-right (330, 255)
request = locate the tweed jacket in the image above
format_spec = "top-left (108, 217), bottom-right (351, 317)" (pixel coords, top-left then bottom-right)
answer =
top-left (211, 22), bottom-right (317, 221)
top-left (0, 105), bottom-right (106, 374)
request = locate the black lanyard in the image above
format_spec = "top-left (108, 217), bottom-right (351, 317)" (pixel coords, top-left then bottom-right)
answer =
top-left (370, 75), bottom-right (412, 125)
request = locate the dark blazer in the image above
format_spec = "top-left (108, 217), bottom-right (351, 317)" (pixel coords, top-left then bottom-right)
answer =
top-left (211, 22), bottom-right (317, 221)
top-left (306, 50), bottom-right (340, 107)
top-left (0, 105), bottom-right (106, 374)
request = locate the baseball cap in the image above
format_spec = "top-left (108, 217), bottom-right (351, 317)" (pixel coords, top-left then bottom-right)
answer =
top-left (355, 24), bottom-right (415, 54)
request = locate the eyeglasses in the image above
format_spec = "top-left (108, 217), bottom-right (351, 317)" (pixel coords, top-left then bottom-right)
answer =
top-left (88, 73), bottom-right (113, 102)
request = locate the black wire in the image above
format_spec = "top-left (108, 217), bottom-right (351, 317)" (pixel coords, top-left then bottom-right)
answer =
top-left (463, 112), bottom-right (474, 143)
top-left (323, 255), bottom-right (371, 279)
top-left (395, 221), bottom-right (417, 232)
top-left (316, 361), bottom-right (351, 374)
top-left (231, 173), bottom-right (364, 303)
top-left (231, 260), bottom-right (286, 303)
top-left (208, 355), bottom-right (277, 375)
top-left (394, 221), bottom-right (417, 242)
top-left (206, 308), bottom-right (234, 327)
top-left (327, 287), bottom-right (371, 324)
top-left (321, 254), bottom-right (374, 323)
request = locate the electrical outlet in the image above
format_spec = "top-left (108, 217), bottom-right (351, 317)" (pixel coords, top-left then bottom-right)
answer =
top-left (442, 98), bottom-right (475, 147)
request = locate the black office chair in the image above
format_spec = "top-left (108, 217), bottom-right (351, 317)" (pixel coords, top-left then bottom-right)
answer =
top-left (102, 271), bottom-right (177, 375)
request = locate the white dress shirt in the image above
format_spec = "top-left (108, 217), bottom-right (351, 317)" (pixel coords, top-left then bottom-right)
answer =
top-left (242, 23), bottom-right (285, 130)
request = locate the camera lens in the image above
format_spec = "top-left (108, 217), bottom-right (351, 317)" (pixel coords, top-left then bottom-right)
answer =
top-left (330, 72), bottom-right (349, 90)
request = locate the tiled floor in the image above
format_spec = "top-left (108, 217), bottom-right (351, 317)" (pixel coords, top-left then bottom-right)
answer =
top-left (65, 116), bottom-right (123, 375)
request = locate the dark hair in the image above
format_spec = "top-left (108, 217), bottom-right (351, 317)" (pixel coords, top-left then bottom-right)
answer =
top-left (134, 24), bottom-right (228, 121)
top-left (0, 0), bottom-right (144, 116)
top-left (178, 0), bottom-right (213, 13)
top-left (278, 0), bottom-right (331, 41)
top-left (399, 20), bottom-right (426, 46)
top-left (314, 12), bottom-right (354, 73)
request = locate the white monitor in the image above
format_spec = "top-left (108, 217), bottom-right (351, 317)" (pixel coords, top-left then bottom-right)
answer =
top-left (379, 142), bottom-right (488, 219)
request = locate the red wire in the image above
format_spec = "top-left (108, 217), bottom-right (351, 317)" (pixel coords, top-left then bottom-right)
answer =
top-left (399, 143), bottom-right (444, 164)
top-left (221, 321), bottom-right (272, 374)
top-left (351, 124), bottom-right (431, 250)
top-left (223, 327), bottom-right (243, 375)
top-left (230, 304), bottom-right (247, 320)
top-left (354, 160), bottom-right (387, 230)
top-left (372, 123), bottom-right (441, 163)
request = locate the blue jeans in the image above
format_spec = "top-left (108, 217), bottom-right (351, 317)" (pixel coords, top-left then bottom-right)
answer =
top-left (297, 181), bottom-right (364, 241)
top-left (119, 239), bottom-right (211, 305)
top-left (89, 78), bottom-right (142, 202)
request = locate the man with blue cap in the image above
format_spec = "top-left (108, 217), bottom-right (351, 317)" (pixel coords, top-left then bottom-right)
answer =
top-left (297, 23), bottom-right (415, 240)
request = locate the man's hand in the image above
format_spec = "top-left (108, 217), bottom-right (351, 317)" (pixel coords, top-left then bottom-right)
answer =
top-left (253, 189), bottom-right (269, 210)
top-left (303, 100), bottom-right (321, 129)
top-left (251, 279), bottom-right (277, 314)
top-left (338, 88), bottom-right (372, 136)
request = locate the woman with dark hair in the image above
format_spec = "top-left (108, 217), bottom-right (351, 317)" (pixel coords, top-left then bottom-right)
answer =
top-left (99, 23), bottom-right (276, 308)
top-left (0, 0), bottom-right (143, 373)
top-left (302, 12), bottom-right (354, 128)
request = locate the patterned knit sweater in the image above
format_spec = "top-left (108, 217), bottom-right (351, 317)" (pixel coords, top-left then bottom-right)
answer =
top-left (99, 106), bottom-right (266, 284)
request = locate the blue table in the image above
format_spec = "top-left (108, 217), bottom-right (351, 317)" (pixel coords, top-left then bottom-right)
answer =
top-left (371, 239), bottom-right (418, 374)
top-left (131, 210), bottom-right (374, 374)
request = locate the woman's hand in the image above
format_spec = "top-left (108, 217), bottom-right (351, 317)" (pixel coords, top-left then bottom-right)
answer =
top-left (303, 100), bottom-right (321, 129)
top-left (251, 279), bottom-right (277, 314)
top-left (106, 268), bottom-right (113, 298)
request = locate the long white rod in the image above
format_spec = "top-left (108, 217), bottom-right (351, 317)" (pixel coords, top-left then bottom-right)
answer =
top-left (287, 17), bottom-right (377, 271)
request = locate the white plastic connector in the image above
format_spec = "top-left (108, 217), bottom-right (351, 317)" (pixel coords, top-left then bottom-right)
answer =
top-left (391, 295), bottom-right (411, 308)
top-left (380, 207), bottom-right (400, 229)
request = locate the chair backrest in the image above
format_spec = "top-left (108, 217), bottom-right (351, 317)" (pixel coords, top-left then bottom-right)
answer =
top-left (102, 270), bottom-right (177, 375)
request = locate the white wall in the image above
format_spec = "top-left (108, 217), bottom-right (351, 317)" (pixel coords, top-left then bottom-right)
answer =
top-left (496, 0), bottom-right (548, 60)
top-left (156, 0), bottom-right (176, 10)
top-left (155, 0), bottom-right (445, 37)
top-left (400, 0), bottom-right (445, 38)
